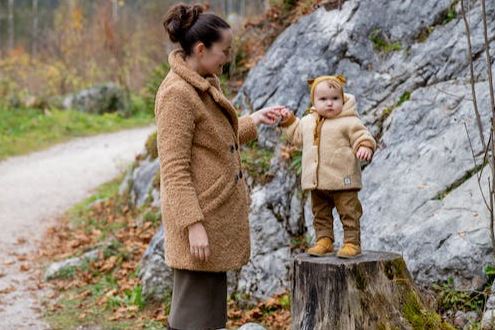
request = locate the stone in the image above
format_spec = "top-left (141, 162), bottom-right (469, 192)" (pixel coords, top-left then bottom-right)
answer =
top-left (138, 225), bottom-right (173, 302)
top-left (61, 82), bottom-right (130, 115)
top-left (44, 249), bottom-right (99, 281)
top-left (237, 323), bottom-right (267, 330)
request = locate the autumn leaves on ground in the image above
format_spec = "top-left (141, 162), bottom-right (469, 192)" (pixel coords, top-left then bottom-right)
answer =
top-left (39, 177), bottom-right (290, 329)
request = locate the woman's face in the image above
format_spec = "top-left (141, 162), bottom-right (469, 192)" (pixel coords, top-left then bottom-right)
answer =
top-left (197, 28), bottom-right (233, 76)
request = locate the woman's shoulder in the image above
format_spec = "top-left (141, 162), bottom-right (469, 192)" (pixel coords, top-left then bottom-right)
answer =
top-left (159, 71), bottom-right (196, 96)
top-left (155, 72), bottom-right (202, 110)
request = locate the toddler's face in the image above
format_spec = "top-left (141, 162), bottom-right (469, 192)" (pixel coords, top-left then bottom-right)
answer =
top-left (313, 82), bottom-right (343, 118)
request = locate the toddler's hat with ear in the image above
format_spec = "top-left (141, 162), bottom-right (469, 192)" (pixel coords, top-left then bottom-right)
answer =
top-left (307, 74), bottom-right (346, 104)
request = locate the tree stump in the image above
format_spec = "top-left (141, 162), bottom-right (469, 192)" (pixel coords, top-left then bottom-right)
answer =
top-left (291, 251), bottom-right (453, 330)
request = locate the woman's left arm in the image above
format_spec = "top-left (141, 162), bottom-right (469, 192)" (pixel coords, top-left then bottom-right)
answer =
top-left (238, 115), bottom-right (258, 144)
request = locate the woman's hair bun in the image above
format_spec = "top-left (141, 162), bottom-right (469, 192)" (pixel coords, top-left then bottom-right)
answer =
top-left (163, 3), bottom-right (205, 43)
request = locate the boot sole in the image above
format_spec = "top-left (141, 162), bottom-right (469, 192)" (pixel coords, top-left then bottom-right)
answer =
top-left (308, 252), bottom-right (335, 257)
top-left (337, 253), bottom-right (361, 259)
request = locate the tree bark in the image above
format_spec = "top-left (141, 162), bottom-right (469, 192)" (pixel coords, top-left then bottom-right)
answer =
top-left (32, 0), bottom-right (38, 56)
top-left (8, 0), bottom-right (14, 51)
top-left (291, 251), bottom-right (453, 330)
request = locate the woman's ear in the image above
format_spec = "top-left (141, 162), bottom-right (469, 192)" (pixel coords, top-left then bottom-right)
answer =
top-left (193, 42), bottom-right (206, 57)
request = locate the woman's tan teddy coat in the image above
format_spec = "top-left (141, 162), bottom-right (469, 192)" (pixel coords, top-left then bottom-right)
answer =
top-left (280, 93), bottom-right (376, 191)
top-left (154, 49), bottom-right (258, 272)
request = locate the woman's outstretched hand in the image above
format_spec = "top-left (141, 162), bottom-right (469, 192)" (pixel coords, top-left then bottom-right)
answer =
top-left (188, 222), bottom-right (210, 262)
top-left (250, 105), bottom-right (289, 126)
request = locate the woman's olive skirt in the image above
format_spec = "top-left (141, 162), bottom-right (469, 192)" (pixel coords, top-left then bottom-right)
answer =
top-left (168, 268), bottom-right (227, 330)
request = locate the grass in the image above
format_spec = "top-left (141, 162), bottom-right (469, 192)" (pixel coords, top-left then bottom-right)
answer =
top-left (0, 102), bottom-right (153, 161)
top-left (369, 29), bottom-right (402, 53)
top-left (45, 275), bottom-right (168, 330)
top-left (432, 277), bottom-right (486, 314)
top-left (433, 162), bottom-right (485, 200)
top-left (416, 0), bottom-right (459, 43)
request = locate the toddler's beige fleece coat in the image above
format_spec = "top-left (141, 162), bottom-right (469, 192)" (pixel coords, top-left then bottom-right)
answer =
top-left (155, 49), bottom-right (258, 272)
top-left (280, 93), bottom-right (376, 191)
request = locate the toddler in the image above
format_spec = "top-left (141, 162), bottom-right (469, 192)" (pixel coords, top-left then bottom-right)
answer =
top-left (278, 75), bottom-right (376, 258)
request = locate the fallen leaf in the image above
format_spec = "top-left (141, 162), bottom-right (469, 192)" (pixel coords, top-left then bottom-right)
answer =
top-left (16, 237), bottom-right (27, 245)
top-left (16, 255), bottom-right (28, 261)
top-left (0, 286), bottom-right (16, 295)
top-left (20, 264), bottom-right (30, 272)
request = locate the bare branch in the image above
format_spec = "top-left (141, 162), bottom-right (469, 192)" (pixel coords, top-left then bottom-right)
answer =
top-left (489, 178), bottom-right (495, 253)
top-left (461, 0), bottom-right (487, 150)
top-left (465, 122), bottom-right (478, 168)
top-left (465, 122), bottom-right (492, 210)
top-left (481, 0), bottom-right (495, 119)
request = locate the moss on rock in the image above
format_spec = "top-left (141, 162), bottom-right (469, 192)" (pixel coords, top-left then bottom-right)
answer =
top-left (145, 131), bottom-right (158, 160)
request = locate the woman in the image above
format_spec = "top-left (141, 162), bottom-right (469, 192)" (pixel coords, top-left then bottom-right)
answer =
top-left (155, 3), bottom-right (287, 329)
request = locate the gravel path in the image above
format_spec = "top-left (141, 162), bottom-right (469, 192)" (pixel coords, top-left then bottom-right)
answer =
top-left (0, 125), bottom-right (155, 329)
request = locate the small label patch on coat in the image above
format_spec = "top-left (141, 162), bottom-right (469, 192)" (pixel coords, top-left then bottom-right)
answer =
top-left (344, 176), bottom-right (352, 186)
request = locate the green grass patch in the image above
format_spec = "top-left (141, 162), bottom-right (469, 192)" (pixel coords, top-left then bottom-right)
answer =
top-left (44, 276), bottom-right (168, 330)
top-left (403, 291), bottom-right (455, 330)
top-left (0, 104), bottom-right (153, 160)
top-left (369, 29), bottom-right (402, 53)
top-left (67, 176), bottom-right (129, 237)
top-left (432, 277), bottom-right (486, 313)
top-left (433, 162), bottom-right (485, 200)
top-left (416, 0), bottom-right (459, 43)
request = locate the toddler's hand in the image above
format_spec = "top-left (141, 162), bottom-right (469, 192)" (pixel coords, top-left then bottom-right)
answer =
top-left (277, 108), bottom-right (292, 121)
top-left (251, 105), bottom-right (289, 125)
top-left (356, 146), bottom-right (373, 161)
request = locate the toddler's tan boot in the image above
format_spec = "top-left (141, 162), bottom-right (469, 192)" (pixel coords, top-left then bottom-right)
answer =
top-left (337, 243), bottom-right (361, 258)
top-left (307, 237), bottom-right (334, 257)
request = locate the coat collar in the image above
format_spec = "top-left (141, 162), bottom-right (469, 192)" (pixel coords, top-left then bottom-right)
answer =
top-left (168, 49), bottom-right (239, 133)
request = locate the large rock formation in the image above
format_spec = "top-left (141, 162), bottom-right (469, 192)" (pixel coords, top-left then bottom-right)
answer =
top-left (125, 0), bottom-right (495, 302)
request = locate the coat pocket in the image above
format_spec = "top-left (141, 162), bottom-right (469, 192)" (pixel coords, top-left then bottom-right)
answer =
top-left (198, 173), bottom-right (225, 202)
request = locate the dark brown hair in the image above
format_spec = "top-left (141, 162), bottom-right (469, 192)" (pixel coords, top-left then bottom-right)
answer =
top-left (163, 3), bottom-right (231, 56)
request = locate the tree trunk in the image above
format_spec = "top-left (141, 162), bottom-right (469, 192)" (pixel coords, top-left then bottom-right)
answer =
top-left (111, 0), bottom-right (118, 22)
top-left (8, 0), bottom-right (14, 51)
top-left (291, 251), bottom-right (453, 330)
top-left (32, 0), bottom-right (38, 56)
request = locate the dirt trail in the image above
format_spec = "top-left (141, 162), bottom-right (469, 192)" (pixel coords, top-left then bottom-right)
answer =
top-left (0, 126), bottom-right (155, 329)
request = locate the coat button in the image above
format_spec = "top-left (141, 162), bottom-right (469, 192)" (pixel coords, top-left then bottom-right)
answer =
top-left (230, 145), bottom-right (235, 153)
top-left (239, 171), bottom-right (243, 179)
top-left (235, 143), bottom-right (239, 150)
